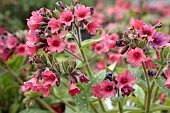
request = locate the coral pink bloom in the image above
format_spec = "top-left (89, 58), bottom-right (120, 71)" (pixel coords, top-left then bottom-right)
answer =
top-left (27, 11), bottom-right (44, 31)
top-left (92, 13), bottom-right (105, 25)
top-left (164, 69), bottom-right (170, 88)
top-left (126, 48), bottom-right (146, 67)
top-left (41, 70), bottom-right (58, 86)
top-left (60, 10), bottom-right (74, 26)
top-left (32, 84), bottom-right (50, 97)
top-left (103, 34), bottom-right (119, 52)
top-left (6, 36), bottom-right (17, 49)
top-left (25, 44), bottom-right (38, 58)
top-left (101, 80), bottom-right (116, 98)
top-left (21, 77), bottom-right (39, 92)
top-left (94, 43), bottom-right (103, 54)
top-left (144, 56), bottom-right (157, 69)
top-left (74, 4), bottom-right (91, 21)
top-left (68, 83), bottom-right (81, 96)
top-left (86, 21), bottom-right (100, 35)
top-left (129, 18), bottom-right (144, 30)
top-left (160, 93), bottom-right (166, 103)
top-left (96, 61), bottom-right (106, 71)
top-left (15, 44), bottom-right (26, 56)
top-left (92, 84), bottom-right (103, 99)
top-left (140, 24), bottom-right (156, 41)
top-left (67, 42), bottom-right (77, 53)
top-left (109, 53), bottom-right (123, 63)
top-left (48, 17), bottom-right (62, 33)
top-left (26, 30), bottom-right (40, 45)
top-left (115, 70), bottom-right (136, 89)
top-left (47, 35), bottom-right (65, 53)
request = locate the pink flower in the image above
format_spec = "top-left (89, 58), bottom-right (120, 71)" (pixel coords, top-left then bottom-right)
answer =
top-left (140, 24), bottom-right (156, 41)
top-left (92, 13), bottom-right (105, 25)
top-left (74, 4), bottom-right (91, 21)
top-left (109, 53), bottom-right (123, 63)
top-left (27, 11), bottom-right (44, 31)
top-left (26, 30), bottom-right (40, 45)
top-left (21, 77), bottom-right (39, 92)
top-left (15, 44), bottom-right (26, 56)
top-left (48, 17), bottom-right (62, 33)
top-left (115, 70), bottom-right (136, 89)
top-left (67, 42), bottom-right (77, 53)
top-left (96, 61), bottom-right (106, 71)
top-left (164, 69), bottom-right (170, 88)
top-left (100, 80), bottom-right (116, 98)
top-left (60, 10), bottom-right (74, 26)
top-left (86, 21), bottom-right (100, 35)
top-left (126, 48), bottom-right (146, 67)
top-left (6, 36), bottom-right (17, 49)
top-left (144, 56), bottom-right (157, 69)
top-left (121, 85), bottom-right (135, 97)
top-left (47, 35), bottom-right (65, 53)
top-left (32, 84), bottom-right (50, 97)
top-left (79, 73), bottom-right (89, 83)
top-left (92, 84), bottom-right (103, 99)
top-left (102, 34), bottom-right (119, 52)
top-left (160, 93), bottom-right (166, 104)
top-left (68, 83), bottom-right (81, 96)
top-left (94, 43), bottom-right (103, 54)
top-left (129, 18), bottom-right (144, 30)
top-left (41, 70), bottom-right (58, 86)
top-left (25, 44), bottom-right (38, 58)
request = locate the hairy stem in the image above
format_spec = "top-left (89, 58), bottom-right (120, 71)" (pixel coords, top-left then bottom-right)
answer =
top-left (98, 99), bottom-right (106, 112)
top-left (118, 89), bottom-right (123, 113)
top-left (75, 25), bottom-right (93, 77)
top-left (89, 101), bottom-right (99, 113)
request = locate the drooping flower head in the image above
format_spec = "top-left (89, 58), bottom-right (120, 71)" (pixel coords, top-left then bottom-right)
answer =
top-left (47, 35), bottom-right (65, 53)
top-left (144, 56), bottom-right (157, 69)
top-left (126, 48), bottom-right (146, 67)
top-left (115, 70), bottom-right (136, 89)
top-left (60, 10), bottom-right (74, 26)
top-left (48, 17), bottom-right (62, 33)
top-left (86, 21), bottom-right (100, 35)
top-left (121, 85), bottom-right (135, 97)
top-left (74, 4), bottom-right (91, 21)
top-left (68, 83), bottom-right (81, 96)
top-left (151, 32), bottom-right (168, 49)
top-left (41, 70), bottom-right (58, 86)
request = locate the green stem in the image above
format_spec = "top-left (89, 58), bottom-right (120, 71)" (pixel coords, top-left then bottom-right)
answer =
top-left (152, 86), bottom-right (159, 103)
top-left (142, 62), bottom-right (150, 89)
top-left (52, 91), bottom-right (77, 112)
top-left (75, 25), bottom-right (93, 77)
top-left (145, 66), bottom-right (164, 113)
top-left (118, 89), bottom-right (123, 113)
top-left (64, 48), bottom-right (84, 62)
top-left (98, 99), bottom-right (106, 112)
top-left (89, 101), bottom-right (98, 113)
top-left (36, 98), bottom-right (55, 113)
top-left (5, 64), bottom-right (56, 113)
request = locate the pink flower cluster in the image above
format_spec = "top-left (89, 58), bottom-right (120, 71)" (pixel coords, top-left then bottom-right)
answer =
top-left (21, 70), bottom-right (58, 97)
top-left (0, 34), bottom-right (26, 62)
top-left (92, 70), bottom-right (136, 98)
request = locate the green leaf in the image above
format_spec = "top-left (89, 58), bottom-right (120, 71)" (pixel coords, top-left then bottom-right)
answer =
top-left (110, 96), bottom-right (124, 103)
top-left (162, 47), bottom-right (169, 59)
top-left (128, 66), bottom-right (147, 90)
top-left (25, 92), bottom-right (42, 97)
top-left (133, 84), bottom-right (145, 105)
top-left (72, 84), bottom-right (89, 113)
top-left (9, 103), bottom-right (20, 113)
top-left (153, 59), bottom-right (165, 66)
top-left (81, 38), bottom-right (103, 49)
top-left (19, 108), bottom-right (50, 113)
top-left (106, 62), bottom-right (117, 72)
top-left (154, 77), bottom-right (170, 99)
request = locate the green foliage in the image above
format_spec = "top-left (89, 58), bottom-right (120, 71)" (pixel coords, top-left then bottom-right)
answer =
top-left (81, 38), bottom-right (103, 49)
top-left (19, 108), bottom-right (50, 113)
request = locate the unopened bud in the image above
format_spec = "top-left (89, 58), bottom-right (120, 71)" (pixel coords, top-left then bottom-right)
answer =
top-left (79, 73), bottom-right (89, 83)
top-left (40, 55), bottom-right (47, 64)
top-left (56, 1), bottom-right (64, 9)
top-left (90, 6), bottom-right (94, 15)
top-left (54, 62), bottom-right (61, 74)
top-left (121, 45), bottom-right (129, 54)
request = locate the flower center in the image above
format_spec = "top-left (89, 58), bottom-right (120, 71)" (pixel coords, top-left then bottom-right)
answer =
top-left (120, 77), bottom-right (128, 84)
top-left (105, 85), bottom-right (113, 92)
top-left (52, 40), bottom-right (59, 47)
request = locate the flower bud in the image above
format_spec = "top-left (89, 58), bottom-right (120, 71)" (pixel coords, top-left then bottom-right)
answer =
top-left (39, 7), bottom-right (46, 16)
top-left (62, 60), bottom-right (69, 72)
top-left (121, 45), bottom-right (129, 54)
top-left (54, 62), bottom-right (61, 74)
top-left (79, 73), bottom-right (89, 83)
top-left (116, 40), bottom-right (123, 47)
top-left (90, 6), bottom-right (94, 15)
top-left (68, 66), bottom-right (75, 73)
top-left (129, 43), bottom-right (136, 49)
top-left (48, 53), bottom-right (53, 64)
top-left (105, 72), bottom-right (113, 81)
top-left (148, 70), bottom-right (156, 77)
top-left (70, 60), bottom-right (77, 69)
top-left (56, 1), bottom-right (64, 9)
top-left (40, 55), bottom-right (47, 64)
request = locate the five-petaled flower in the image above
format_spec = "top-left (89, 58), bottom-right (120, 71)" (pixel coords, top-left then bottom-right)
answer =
top-left (68, 83), bottom-right (81, 96)
top-left (60, 10), bottom-right (74, 26)
top-left (48, 17), bottom-right (62, 33)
